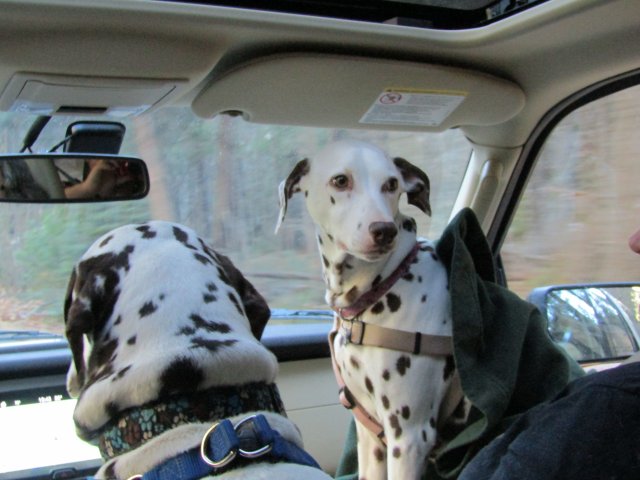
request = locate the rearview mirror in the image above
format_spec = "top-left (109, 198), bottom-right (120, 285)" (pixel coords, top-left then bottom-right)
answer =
top-left (528, 283), bottom-right (640, 363)
top-left (0, 154), bottom-right (149, 202)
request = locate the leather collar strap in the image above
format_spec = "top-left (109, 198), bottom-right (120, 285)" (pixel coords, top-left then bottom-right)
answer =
top-left (334, 242), bottom-right (421, 320)
top-left (339, 318), bottom-right (453, 356)
top-left (94, 414), bottom-right (321, 480)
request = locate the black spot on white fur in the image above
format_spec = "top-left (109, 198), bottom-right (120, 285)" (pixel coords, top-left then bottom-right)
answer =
top-left (227, 292), bottom-right (244, 316)
top-left (138, 301), bottom-right (157, 318)
top-left (203, 293), bottom-right (217, 303)
top-left (112, 365), bottom-right (131, 381)
top-left (159, 357), bottom-right (204, 396)
top-left (194, 253), bottom-right (212, 265)
top-left (401, 405), bottom-right (410, 419)
top-left (172, 226), bottom-right (189, 245)
top-left (189, 313), bottom-right (231, 334)
top-left (105, 401), bottom-right (120, 420)
top-left (190, 337), bottom-right (237, 353)
top-left (389, 414), bottom-right (402, 439)
top-left (136, 225), bottom-right (156, 239)
top-left (350, 356), bottom-right (360, 369)
top-left (365, 376), bottom-right (374, 394)
top-left (371, 301), bottom-right (384, 314)
top-left (374, 447), bottom-right (384, 462)
top-left (386, 292), bottom-right (401, 313)
top-left (99, 235), bottom-right (114, 247)
top-left (178, 326), bottom-right (196, 336)
top-left (396, 355), bottom-right (411, 376)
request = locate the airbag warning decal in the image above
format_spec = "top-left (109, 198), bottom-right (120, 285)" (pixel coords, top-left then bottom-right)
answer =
top-left (360, 88), bottom-right (466, 127)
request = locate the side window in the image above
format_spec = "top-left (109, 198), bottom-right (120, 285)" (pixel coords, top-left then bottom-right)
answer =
top-left (502, 84), bottom-right (640, 360)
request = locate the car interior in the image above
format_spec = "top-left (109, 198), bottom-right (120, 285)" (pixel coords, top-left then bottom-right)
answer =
top-left (0, 0), bottom-right (639, 479)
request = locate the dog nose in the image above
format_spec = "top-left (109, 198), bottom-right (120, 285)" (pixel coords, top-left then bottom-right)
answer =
top-left (369, 222), bottom-right (398, 247)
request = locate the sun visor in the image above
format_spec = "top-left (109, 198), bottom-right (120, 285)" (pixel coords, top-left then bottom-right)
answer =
top-left (193, 54), bottom-right (525, 131)
top-left (0, 73), bottom-right (187, 117)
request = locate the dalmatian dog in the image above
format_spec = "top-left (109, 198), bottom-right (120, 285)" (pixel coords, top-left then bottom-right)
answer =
top-left (64, 221), bottom-right (331, 480)
top-left (276, 140), bottom-right (466, 479)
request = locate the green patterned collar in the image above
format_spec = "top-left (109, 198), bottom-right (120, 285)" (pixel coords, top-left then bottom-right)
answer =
top-left (97, 382), bottom-right (286, 459)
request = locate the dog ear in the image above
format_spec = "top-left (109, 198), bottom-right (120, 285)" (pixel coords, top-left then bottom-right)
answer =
top-left (216, 253), bottom-right (271, 340)
top-left (394, 157), bottom-right (431, 216)
top-left (275, 158), bottom-right (310, 234)
top-left (63, 266), bottom-right (88, 397)
top-left (63, 252), bottom-right (124, 397)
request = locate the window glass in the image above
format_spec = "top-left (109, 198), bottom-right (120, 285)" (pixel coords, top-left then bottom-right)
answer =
top-left (502, 84), bottom-right (640, 360)
top-left (0, 111), bottom-right (471, 337)
top-left (0, 110), bottom-right (471, 475)
top-left (503, 85), bottom-right (640, 296)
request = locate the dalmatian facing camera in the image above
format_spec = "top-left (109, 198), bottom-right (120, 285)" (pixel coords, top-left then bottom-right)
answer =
top-left (276, 140), bottom-right (467, 480)
top-left (64, 221), bottom-right (331, 479)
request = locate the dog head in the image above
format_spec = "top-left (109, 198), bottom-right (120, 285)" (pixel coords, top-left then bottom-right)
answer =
top-left (276, 140), bottom-right (430, 261)
top-left (63, 221), bottom-right (271, 399)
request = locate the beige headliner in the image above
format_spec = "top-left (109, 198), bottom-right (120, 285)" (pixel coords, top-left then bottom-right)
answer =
top-left (0, 0), bottom-right (638, 148)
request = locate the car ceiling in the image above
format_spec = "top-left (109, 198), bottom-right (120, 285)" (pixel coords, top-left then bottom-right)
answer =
top-left (0, 0), bottom-right (638, 149)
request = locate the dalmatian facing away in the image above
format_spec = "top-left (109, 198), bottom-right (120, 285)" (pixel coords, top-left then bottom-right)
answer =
top-left (276, 140), bottom-right (466, 479)
top-left (64, 221), bottom-right (331, 480)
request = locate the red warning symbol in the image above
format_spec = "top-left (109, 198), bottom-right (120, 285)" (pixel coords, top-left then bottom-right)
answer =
top-left (379, 92), bottom-right (403, 104)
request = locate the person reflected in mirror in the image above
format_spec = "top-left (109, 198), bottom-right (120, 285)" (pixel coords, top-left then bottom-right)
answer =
top-left (0, 159), bottom-right (49, 200)
top-left (458, 226), bottom-right (640, 480)
top-left (64, 158), bottom-right (142, 199)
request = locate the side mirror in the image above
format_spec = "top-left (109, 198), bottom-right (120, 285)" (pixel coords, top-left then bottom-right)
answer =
top-left (528, 283), bottom-right (640, 363)
top-left (0, 154), bottom-right (149, 202)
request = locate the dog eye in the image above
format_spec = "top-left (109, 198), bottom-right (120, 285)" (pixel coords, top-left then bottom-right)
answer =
top-left (383, 178), bottom-right (398, 193)
top-left (331, 174), bottom-right (351, 190)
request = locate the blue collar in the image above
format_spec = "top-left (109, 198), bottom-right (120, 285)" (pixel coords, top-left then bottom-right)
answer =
top-left (100, 414), bottom-right (321, 479)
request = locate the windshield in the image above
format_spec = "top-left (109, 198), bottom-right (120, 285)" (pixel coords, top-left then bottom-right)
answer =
top-left (0, 109), bottom-right (471, 337)
top-left (0, 108), bottom-right (471, 476)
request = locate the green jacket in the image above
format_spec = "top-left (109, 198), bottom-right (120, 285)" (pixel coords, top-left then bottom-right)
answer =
top-left (335, 207), bottom-right (584, 479)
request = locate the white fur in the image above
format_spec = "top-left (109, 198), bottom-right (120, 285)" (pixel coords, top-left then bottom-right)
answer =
top-left (66, 221), bottom-right (331, 479)
top-left (278, 140), bottom-right (456, 480)
top-left (68, 222), bottom-right (278, 432)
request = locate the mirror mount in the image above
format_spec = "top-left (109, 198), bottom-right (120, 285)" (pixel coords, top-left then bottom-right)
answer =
top-left (61, 121), bottom-right (126, 154)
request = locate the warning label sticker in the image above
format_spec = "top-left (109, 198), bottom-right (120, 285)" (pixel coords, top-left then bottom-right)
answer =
top-left (360, 89), bottom-right (467, 127)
